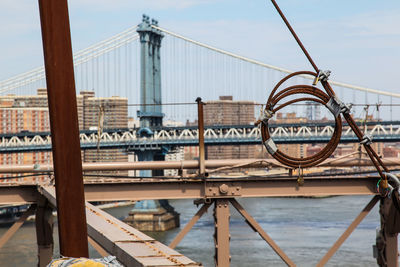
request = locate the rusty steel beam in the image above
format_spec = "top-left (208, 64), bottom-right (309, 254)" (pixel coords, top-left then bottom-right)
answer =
top-left (36, 196), bottom-right (54, 267)
top-left (0, 158), bottom-right (398, 173)
top-left (196, 98), bottom-right (206, 176)
top-left (40, 186), bottom-right (202, 266)
top-left (229, 199), bottom-right (295, 266)
top-left (169, 202), bottom-right (212, 249)
top-left (378, 197), bottom-right (399, 267)
top-left (383, 234), bottom-right (399, 267)
top-left (38, 0), bottom-right (88, 257)
top-left (214, 199), bottom-right (231, 267)
top-left (0, 205), bottom-right (36, 249)
top-left (85, 202), bottom-right (202, 266)
top-left (79, 177), bottom-right (377, 202)
top-left (0, 177), bottom-right (378, 205)
top-left (316, 196), bottom-right (379, 267)
top-left (0, 186), bottom-right (38, 204)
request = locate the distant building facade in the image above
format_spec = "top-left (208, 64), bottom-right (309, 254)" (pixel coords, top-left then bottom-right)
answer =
top-left (203, 96), bottom-right (260, 160)
top-left (79, 91), bottom-right (128, 164)
top-left (0, 89), bottom-right (128, 177)
top-left (0, 107), bottom-right (51, 166)
top-left (273, 112), bottom-right (308, 159)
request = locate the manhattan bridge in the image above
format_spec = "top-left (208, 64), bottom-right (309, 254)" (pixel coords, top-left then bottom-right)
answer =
top-left (0, 15), bottom-right (399, 153)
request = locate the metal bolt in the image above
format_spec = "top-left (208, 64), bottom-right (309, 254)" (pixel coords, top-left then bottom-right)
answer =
top-left (219, 184), bottom-right (229, 194)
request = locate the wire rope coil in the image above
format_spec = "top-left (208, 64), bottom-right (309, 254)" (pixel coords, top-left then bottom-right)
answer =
top-left (260, 71), bottom-right (342, 168)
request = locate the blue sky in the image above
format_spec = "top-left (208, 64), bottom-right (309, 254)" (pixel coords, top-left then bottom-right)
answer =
top-left (1, 0), bottom-right (399, 94)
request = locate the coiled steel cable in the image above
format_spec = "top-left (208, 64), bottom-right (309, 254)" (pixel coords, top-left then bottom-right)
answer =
top-left (259, 71), bottom-right (342, 168)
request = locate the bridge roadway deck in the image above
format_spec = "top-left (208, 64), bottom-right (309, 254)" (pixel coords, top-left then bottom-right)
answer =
top-left (0, 121), bottom-right (399, 153)
top-left (0, 175), bottom-right (378, 205)
top-left (38, 186), bottom-right (202, 267)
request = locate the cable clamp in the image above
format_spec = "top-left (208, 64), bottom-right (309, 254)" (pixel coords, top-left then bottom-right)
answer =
top-left (326, 96), bottom-right (351, 117)
top-left (340, 102), bottom-right (352, 114)
top-left (360, 134), bottom-right (373, 145)
top-left (259, 109), bottom-right (274, 125)
top-left (264, 138), bottom-right (277, 155)
top-left (319, 70), bottom-right (331, 82)
top-left (326, 96), bottom-right (342, 117)
top-left (383, 172), bottom-right (400, 188)
top-left (313, 69), bottom-right (331, 85)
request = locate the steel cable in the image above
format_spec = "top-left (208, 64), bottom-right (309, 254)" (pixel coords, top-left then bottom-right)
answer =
top-left (259, 71), bottom-right (342, 168)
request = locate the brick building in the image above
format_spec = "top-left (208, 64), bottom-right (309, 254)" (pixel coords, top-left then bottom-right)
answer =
top-left (202, 96), bottom-right (259, 160)
top-left (0, 89), bottom-right (128, 175)
top-left (79, 91), bottom-right (128, 163)
top-left (0, 107), bottom-right (51, 166)
top-left (273, 112), bottom-right (308, 159)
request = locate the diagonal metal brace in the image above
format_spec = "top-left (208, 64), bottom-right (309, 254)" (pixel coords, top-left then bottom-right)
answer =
top-left (229, 198), bottom-right (296, 267)
top-left (169, 202), bottom-right (212, 249)
top-left (316, 196), bottom-right (379, 267)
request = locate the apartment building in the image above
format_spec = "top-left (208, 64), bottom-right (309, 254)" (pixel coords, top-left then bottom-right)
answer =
top-left (0, 89), bottom-right (128, 174)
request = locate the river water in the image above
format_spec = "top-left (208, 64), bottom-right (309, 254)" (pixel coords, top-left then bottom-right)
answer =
top-left (0, 195), bottom-right (389, 266)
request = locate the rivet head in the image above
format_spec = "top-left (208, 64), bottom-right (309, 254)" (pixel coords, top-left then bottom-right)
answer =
top-left (219, 184), bottom-right (229, 194)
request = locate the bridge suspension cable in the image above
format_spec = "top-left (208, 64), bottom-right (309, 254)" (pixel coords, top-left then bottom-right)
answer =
top-left (0, 26), bottom-right (139, 94)
top-left (1, 22), bottom-right (398, 122)
top-left (152, 25), bottom-right (400, 99)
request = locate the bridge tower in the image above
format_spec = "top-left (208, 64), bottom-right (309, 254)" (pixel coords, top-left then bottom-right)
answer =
top-left (137, 15), bottom-right (164, 128)
top-left (124, 15), bottom-right (179, 231)
top-left (134, 14), bottom-right (167, 175)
